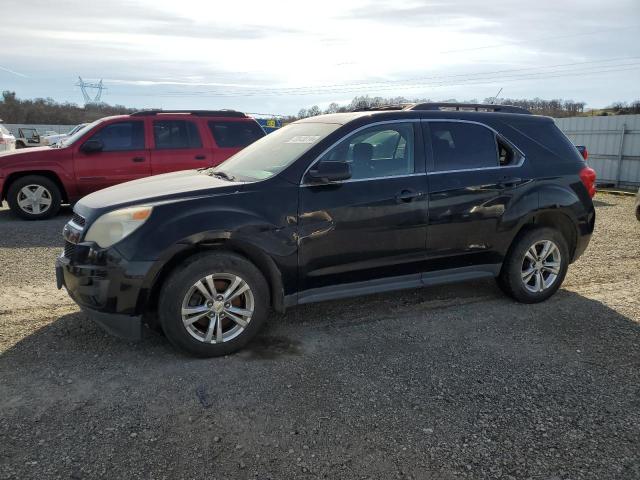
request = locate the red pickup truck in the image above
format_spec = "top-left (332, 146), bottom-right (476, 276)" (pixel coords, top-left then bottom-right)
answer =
top-left (0, 110), bottom-right (265, 220)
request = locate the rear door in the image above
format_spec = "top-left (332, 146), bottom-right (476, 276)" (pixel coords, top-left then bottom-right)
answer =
top-left (207, 120), bottom-right (265, 166)
top-left (74, 120), bottom-right (149, 195)
top-left (423, 120), bottom-right (532, 271)
top-left (150, 119), bottom-right (211, 174)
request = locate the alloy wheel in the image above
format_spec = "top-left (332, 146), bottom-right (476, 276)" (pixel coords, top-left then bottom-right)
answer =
top-left (181, 273), bottom-right (254, 344)
top-left (17, 184), bottom-right (52, 215)
top-left (521, 240), bottom-right (562, 293)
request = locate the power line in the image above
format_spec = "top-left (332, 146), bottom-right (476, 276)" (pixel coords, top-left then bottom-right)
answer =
top-left (119, 62), bottom-right (640, 99)
top-left (113, 56), bottom-right (639, 98)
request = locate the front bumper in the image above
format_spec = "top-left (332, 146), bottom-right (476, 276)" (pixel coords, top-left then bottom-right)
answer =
top-left (56, 250), bottom-right (153, 341)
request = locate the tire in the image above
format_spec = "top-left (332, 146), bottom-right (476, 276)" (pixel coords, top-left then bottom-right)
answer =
top-left (497, 227), bottom-right (569, 303)
top-left (7, 175), bottom-right (62, 220)
top-left (635, 205), bottom-right (640, 222)
top-left (158, 252), bottom-right (269, 357)
top-left (15, 142), bottom-right (25, 149)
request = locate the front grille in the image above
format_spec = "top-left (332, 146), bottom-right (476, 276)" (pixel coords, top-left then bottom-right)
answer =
top-left (63, 241), bottom-right (76, 258)
top-left (71, 213), bottom-right (86, 227)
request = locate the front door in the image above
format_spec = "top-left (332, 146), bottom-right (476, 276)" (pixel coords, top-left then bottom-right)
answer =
top-left (74, 120), bottom-right (150, 195)
top-left (298, 121), bottom-right (428, 296)
top-left (150, 119), bottom-right (211, 174)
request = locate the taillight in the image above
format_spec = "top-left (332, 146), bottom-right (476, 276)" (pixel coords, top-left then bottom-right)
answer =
top-left (0, 138), bottom-right (6, 144)
top-left (580, 166), bottom-right (597, 198)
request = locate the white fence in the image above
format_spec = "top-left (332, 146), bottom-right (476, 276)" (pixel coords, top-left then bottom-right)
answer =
top-left (555, 114), bottom-right (640, 188)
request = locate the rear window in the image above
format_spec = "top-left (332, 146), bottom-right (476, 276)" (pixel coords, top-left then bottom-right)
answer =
top-left (430, 122), bottom-right (498, 171)
top-left (153, 120), bottom-right (202, 149)
top-left (208, 121), bottom-right (265, 148)
top-left (509, 119), bottom-right (584, 163)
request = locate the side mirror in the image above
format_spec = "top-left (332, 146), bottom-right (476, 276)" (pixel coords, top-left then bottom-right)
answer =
top-left (306, 161), bottom-right (351, 184)
top-left (81, 139), bottom-right (104, 153)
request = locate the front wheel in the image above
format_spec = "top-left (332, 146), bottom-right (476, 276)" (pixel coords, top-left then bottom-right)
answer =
top-left (497, 227), bottom-right (569, 303)
top-left (158, 252), bottom-right (269, 357)
top-left (7, 175), bottom-right (62, 220)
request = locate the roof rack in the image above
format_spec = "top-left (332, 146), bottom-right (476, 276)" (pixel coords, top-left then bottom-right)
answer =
top-left (406, 103), bottom-right (531, 114)
top-left (353, 104), bottom-right (408, 112)
top-left (130, 109), bottom-right (247, 118)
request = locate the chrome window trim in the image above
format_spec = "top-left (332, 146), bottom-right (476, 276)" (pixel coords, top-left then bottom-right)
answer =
top-left (299, 119), bottom-right (421, 186)
top-left (422, 118), bottom-right (526, 174)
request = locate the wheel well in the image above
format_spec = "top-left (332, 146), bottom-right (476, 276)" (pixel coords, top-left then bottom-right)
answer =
top-left (2, 171), bottom-right (69, 203)
top-left (144, 241), bottom-right (285, 318)
top-left (516, 210), bottom-right (578, 260)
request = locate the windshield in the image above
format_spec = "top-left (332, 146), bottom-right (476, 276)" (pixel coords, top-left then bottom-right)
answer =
top-left (60, 119), bottom-right (101, 147)
top-left (213, 122), bottom-right (341, 181)
top-left (68, 123), bottom-right (87, 135)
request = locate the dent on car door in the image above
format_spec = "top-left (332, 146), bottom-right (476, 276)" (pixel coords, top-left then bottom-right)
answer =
top-left (423, 120), bottom-right (532, 271)
top-left (297, 121), bottom-right (428, 297)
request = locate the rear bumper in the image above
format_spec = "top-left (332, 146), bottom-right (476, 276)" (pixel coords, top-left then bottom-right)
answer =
top-left (56, 251), bottom-right (153, 341)
top-left (572, 204), bottom-right (596, 262)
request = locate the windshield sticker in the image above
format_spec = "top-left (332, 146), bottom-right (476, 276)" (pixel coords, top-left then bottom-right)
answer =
top-left (286, 135), bottom-right (321, 144)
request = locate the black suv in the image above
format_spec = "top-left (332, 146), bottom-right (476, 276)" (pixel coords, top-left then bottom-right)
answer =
top-left (57, 103), bottom-right (597, 357)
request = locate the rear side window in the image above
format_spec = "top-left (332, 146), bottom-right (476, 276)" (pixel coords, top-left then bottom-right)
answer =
top-left (208, 121), bottom-right (265, 148)
top-left (429, 122), bottom-right (498, 171)
top-left (153, 120), bottom-right (202, 149)
top-left (87, 121), bottom-right (145, 151)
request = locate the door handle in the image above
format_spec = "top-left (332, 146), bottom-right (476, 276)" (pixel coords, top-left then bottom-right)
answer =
top-left (395, 190), bottom-right (422, 203)
top-left (195, 155), bottom-right (206, 160)
top-left (132, 156), bottom-right (145, 163)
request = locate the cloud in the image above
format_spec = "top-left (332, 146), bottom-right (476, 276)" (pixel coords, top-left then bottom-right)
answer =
top-left (0, 0), bottom-right (637, 113)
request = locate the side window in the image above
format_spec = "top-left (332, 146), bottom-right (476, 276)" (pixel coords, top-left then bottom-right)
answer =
top-left (208, 121), bottom-right (265, 148)
top-left (319, 123), bottom-right (415, 180)
top-left (153, 120), bottom-right (202, 149)
top-left (430, 122), bottom-right (498, 172)
top-left (87, 121), bottom-right (145, 151)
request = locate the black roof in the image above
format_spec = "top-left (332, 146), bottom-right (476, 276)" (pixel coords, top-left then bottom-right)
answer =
top-left (296, 108), bottom-right (550, 127)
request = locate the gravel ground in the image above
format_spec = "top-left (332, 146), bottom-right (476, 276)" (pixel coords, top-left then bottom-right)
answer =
top-left (1, 193), bottom-right (639, 480)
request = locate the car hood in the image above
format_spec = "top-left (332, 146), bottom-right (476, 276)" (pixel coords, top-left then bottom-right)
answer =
top-left (0, 145), bottom-right (53, 158)
top-left (75, 169), bottom-right (245, 216)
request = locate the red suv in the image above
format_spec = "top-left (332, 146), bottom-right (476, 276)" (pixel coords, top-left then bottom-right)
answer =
top-left (0, 110), bottom-right (265, 220)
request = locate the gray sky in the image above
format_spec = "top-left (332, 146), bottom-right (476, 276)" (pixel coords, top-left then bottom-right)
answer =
top-left (1, 0), bottom-right (638, 115)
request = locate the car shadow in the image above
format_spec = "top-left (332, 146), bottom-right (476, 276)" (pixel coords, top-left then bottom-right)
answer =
top-left (0, 205), bottom-right (72, 248)
top-left (1, 286), bottom-right (639, 478)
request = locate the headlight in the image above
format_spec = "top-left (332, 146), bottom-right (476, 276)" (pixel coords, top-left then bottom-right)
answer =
top-left (84, 206), bottom-right (153, 248)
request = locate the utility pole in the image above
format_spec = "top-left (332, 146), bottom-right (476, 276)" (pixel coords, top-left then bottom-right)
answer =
top-left (76, 77), bottom-right (106, 105)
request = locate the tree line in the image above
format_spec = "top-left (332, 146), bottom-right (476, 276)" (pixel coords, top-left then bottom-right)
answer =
top-left (0, 91), bottom-right (135, 125)
top-left (1, 90), bottom-right (638, 125)
top-left (296, 95), bottom-right (640, 119)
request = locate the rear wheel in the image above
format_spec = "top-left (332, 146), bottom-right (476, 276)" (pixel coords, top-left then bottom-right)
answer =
top-left (158, 252), bottom-right (269, 357)
top-left (497, 227), bottom-right (569, 303)
top-left (7, 175), bottom-right (62, 220)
